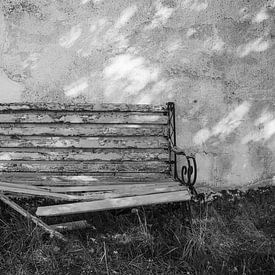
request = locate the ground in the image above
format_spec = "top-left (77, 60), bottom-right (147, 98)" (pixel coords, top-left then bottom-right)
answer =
top-left (0, 187), bottom-right (274, 274)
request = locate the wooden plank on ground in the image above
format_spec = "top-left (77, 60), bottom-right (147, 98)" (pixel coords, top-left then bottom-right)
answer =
top-left (51, 220), bottom-right (91, 232)
top-left (0, 124), bottom-right (167, 137)
top-left (0, 103), bottom-right (167, 113)
top-left (0, 136), bottom-right (168, 149)
top-left (0, 193), bottom-right (67, 241)
top-left (36, 191), bottom-right (191, 216)
top-left (0, 161), bottom-right (169, 173)
top-left (0, 112), bottom-right (167, 124)
top-left (0, 148), bottom-right (168, 161)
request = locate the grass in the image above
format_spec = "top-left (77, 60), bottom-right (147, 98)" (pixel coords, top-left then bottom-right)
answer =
top-left (0, 186), bottom-right (274, 274)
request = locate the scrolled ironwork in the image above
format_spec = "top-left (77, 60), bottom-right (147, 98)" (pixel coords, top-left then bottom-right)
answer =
top-left (167, 102), bottom-right (200, 200)
top-left (179, 155), bottom-right (197, 187)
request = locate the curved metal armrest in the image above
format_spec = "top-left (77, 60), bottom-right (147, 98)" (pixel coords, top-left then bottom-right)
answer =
top-left (171, 146), bottom-right (197, 188)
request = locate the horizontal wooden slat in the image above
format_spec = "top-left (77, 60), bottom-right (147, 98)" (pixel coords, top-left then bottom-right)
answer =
top-left (0, 103), bottom-right (167, 113)
top-left (0, 148), bottom-right (168, 161)
top-left (36, 191), bottom-right (191, 216)
top-left (0, 173), bottom-right (173, 185)
top-left (0, 181), bottom-right (48, 191)
top-left (1, 181), bottom-right (182, 199)
top-left (0, 161), bottom-right (169, 173)
top-left (0, 136), bottom-right (168, 148)
top-left (75, 185), bottom-right (188, 200)
top-left (46, 181), bottom-right (179, 193)
top-left (0, 185), bottom-right (80, 200)
top-left (0, 124), bottom-right (167, 137)
top-left (0, 112), bottom-right (167, 124)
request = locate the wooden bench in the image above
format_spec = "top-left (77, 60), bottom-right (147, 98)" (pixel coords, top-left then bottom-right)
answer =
top-left (0, 102), bottom-right (197, 240)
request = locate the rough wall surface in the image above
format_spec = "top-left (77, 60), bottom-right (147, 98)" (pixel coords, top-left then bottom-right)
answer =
top-left (0, 0), bottom-right (274, 190)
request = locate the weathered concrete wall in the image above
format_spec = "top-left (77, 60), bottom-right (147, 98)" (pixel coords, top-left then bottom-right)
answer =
top-left (0, 0), bottom-right (274, 190)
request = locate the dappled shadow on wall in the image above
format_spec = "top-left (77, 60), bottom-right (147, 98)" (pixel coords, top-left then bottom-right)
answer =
top-left (193, 101), bottom-right (275, 147)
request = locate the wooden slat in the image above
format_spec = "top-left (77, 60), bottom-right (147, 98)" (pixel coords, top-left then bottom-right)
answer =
top-left (53, 184), bottom-right (187, 200)
top-left (46, 181), bottom-right (179, 193)
top-left (0, 173), bottom-right (173, 185)
top-left (75, 185), bottom-right (188, 200)
top-left (0, 181), bottom-right (49, 191)
top-left (51, 220), bottom-right (91, 232)
top-left (0, 124), bottom-right (167, 137)
top-left (1, 181), bottom-right (182, 198)
top-left (36, 191), bottom-right (191, 216)
top-left (0, 161), bottom-right (169, 173)
top-left (0, 182), bottom-right (187, 202)
top-left (0, 136), bottom-right (168, 149)
top-left (0, 186), bottom-right (80, 200)
top-left (0, 103), bottom-right (167, 113)
top-left (0, 148), bottom-right (168, 161)
top-left (0, 112), bottom-right (167, 124)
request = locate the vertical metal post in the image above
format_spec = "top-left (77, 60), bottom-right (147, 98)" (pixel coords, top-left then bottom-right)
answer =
top-left (167, 102), bottom-right (177, 179)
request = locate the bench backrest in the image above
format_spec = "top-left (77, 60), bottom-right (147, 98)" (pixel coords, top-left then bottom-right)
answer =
top-left (0, 103), bottom-right (172, 180)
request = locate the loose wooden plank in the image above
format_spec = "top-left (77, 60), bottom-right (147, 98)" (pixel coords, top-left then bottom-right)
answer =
top-left (0, 186), bottom-right (80, 200)
top-left (49, 184), bottom-right (187, 201)
top-left (36, 191), bottom-right (191, 216)
top-left (0, 124), bottom-right (167, 137)
top-left (0, 183), bottom-right (187, 202)
top-left (51, 220), bottom-right (91, 232)
top-left (0, 181), bottom-right (49, 191)
top-left (0, 148), bottom-right (168, 161)
top-left (0, 103), bottom-right (167, 113)
top-left (0, 173), bottom-right (173, 185)
top-left (0, 180), bottom-right (186, 202)
top-left (0, 112), bottom-right (167, 124)
top-left (0, 136), bottom-right (168, 149)
top-left (0, 161), bottom-right (170, 173)
top-left (0, 194), bottom-right (67, 241)
top-left (47, 181), bottom-right (180, 193)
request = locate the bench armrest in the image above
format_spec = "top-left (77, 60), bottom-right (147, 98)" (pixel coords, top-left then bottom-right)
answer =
top-left (170, 145), bottom-right (197, 189)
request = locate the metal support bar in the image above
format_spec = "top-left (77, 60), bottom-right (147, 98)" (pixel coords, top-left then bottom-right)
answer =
top-left (167, 102), bottom-right (198, 198)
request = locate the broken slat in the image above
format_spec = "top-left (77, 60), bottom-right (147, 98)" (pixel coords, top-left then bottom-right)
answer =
top-left (0, 112), bottom-right (167, 124)
top-left (0, 193), bottom-right (67, 241)
top-left (0, 186), bottom-right (80, 200)
top-left (0, 148), bottom-right (168, 161)
top-left (47, 181), bottom-right (179, 192)
top-left (0, 136), bottom-right (168, 149)
top-left (0, 183), bottom-right (187, 202)
top-left (50, 220), bottom-right (91, 232)
top-left (0, 124), bottom-right (167, 137)
top-left (0, 161), bottom-right (169, 173)
top-left (0, 181), bottom-right (49, 191)
top-left (0, 103), bottom-right (167, 113)
top-left (58, 185), bottom-right (188, 200)
top-left (36, 191), bottom-right (190, 217)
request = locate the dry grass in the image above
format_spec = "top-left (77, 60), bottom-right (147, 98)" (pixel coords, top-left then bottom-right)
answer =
top-left (0, 187), bottom-right (274, 274)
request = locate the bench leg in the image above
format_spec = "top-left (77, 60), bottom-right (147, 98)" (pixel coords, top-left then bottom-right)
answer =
top-left (180, 201), bottom-right (192, 230)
